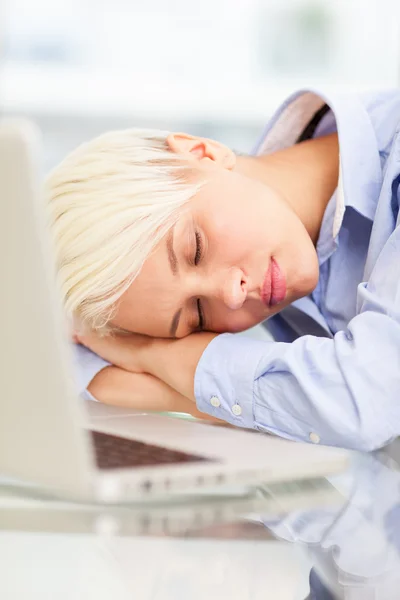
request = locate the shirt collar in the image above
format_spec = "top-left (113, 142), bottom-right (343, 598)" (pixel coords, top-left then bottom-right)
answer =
top-left (253, 88), bottom-right (383, 241)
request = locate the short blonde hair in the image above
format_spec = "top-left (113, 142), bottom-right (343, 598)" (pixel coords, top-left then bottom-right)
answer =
top-left (45, 129), bottom-right (203, 334)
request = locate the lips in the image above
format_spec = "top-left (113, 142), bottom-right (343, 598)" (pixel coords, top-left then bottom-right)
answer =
top-left (261, 258), bottom-right (286, 307)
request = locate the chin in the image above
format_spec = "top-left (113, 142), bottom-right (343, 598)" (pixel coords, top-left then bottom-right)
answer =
top-left (239, 317), bottom-right (267, 332)
top-left (294, 267), bottom-right (319, 298)
top-left (222, 322), bottom-right (258, 334)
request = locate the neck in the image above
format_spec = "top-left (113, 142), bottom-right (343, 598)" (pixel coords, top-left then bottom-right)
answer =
top-left (235, 133), bottom-right (339, 245)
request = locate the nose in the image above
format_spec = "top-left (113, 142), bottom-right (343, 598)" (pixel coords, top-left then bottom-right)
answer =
top-left (220, 267), bottom-right (248, 310)
top-left (186, 267), bottom-right (248, 311)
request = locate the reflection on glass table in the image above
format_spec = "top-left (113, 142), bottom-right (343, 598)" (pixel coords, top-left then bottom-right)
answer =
top-left (2, 448), bottom-right (400, 599)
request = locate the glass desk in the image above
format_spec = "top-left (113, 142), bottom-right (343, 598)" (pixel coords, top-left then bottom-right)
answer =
top-left (2, 443), bottom-right (400, 599)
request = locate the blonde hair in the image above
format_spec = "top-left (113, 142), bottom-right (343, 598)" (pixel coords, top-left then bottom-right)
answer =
top-left (45, 129), bottom-right (203, 334)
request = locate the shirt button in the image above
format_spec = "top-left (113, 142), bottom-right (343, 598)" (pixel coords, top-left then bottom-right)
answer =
top-left (232, 404), bottom-right (242, 417)
top-left (210, 396), bottom-right (221, 408)
top-left (309, 432), bottom-right (320, 444)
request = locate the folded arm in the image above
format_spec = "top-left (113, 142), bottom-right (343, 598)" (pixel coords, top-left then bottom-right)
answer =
top-left (87, 364), bottom-right (224, 423)
top-left (76, 314), bottom-right (399, 452)
top-left (78, 305), bottom-right (400, 451)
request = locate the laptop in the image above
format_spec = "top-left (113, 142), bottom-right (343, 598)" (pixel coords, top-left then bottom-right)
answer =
top-left (0, 119), bottom-right (350, 504)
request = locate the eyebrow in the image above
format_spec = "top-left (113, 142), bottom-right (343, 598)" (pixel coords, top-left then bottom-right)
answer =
top-left (167, 226), bottom-right (178, 276)
top-left (170, 308), bottom-right (182, 338)
top-left (167, 225), bottom-right (181, 337)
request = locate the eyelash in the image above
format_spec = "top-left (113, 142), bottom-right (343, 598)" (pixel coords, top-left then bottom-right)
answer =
top-left (194, 230), bottom-right (203, 265)
top-left (194, 230), bottom-right (204, 331)
top-left (197, 298), bottom-right (204, 331)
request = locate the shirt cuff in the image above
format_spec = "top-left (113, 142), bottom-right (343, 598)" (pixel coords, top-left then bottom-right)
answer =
top-left (72, 343), bottom-right (111, 398)
top-left (194, 333), bottom-right (268, 428)
top-left (81, 388), bottom-right (99, 402)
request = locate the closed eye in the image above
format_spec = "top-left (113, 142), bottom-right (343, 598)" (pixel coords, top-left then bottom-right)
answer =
top-left (197, 298), bottom-right (204, 331)
top-left (194, 229), bottom-right (205, 330)
top-left (194, 230), bottom-right (203, 265)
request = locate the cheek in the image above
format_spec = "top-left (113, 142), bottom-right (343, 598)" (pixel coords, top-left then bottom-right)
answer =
top-left (112, 267), bottom-right (174, 337)
top-left (207, 214), bottom-right (253, 263)
top-left (210, 302), bottom-right (267, 333)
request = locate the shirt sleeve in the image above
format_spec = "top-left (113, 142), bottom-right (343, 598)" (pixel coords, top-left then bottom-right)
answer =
top-left (195, 227), bottom-right (400, 452)
top-left (72, 343), bottom-right (111, 401)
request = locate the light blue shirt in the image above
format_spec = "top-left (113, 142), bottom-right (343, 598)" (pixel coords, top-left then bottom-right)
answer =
top-left (75, 88), bottom-right (400, 452)
top-left (195, 88), bottom-right (400, 451)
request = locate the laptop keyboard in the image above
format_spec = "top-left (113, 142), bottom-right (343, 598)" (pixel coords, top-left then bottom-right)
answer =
top-left (91, 430), bottom-right (209, 470)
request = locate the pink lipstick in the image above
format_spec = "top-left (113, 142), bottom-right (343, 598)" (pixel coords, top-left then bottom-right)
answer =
top-left (261, 258), bottom-right (286, 307)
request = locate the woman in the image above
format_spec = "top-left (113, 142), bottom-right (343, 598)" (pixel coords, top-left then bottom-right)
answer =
top-left (46, 88), bottom-right (400, 451)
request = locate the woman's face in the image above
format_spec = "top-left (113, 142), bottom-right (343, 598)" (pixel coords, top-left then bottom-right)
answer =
top-left (111, 156), bottom-right (319, 338)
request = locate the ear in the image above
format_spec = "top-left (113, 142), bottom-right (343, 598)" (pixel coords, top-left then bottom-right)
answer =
top-left (167, 133), bottom-right (236, 170)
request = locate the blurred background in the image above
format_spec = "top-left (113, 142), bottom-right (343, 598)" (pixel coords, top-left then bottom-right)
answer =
top-left (1, 0), bottom-right (400, 172)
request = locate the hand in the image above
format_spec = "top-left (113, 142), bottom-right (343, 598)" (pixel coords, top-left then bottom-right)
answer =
top-left (77, 330), bottom-right (225, 423)
top-left (76, 327), bottom-right (218, 404)
top-left (74, 329), bottom-right (158, 374)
